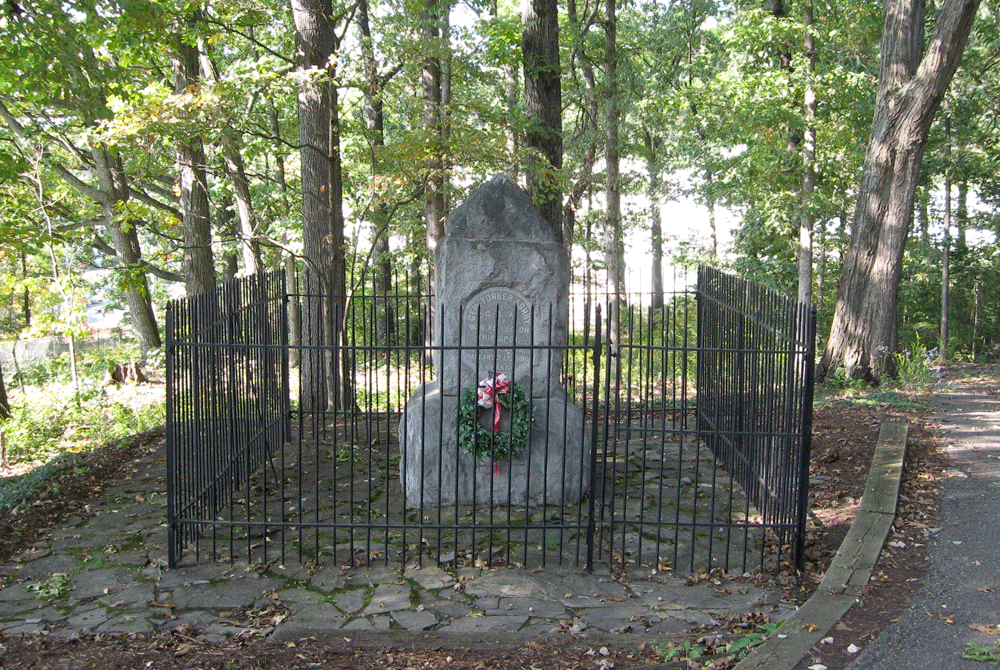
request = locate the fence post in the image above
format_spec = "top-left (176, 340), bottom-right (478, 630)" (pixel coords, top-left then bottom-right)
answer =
top-left (793, 304), bottom-right (818, 569)
top-left (586, 303), bottom-right (602, 573)
top-left (165, 301), bottom-right (178, 567)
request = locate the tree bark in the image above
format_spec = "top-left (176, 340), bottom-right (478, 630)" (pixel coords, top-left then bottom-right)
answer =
top-left (90, 147), bottom-right (162, 357)
top-left (644, 131), bottom-right (664, 311)
top-left (797, 0), bottom-right (816, 306)
top-left (604, 0), bottom-right (624, 370)
top-left (522, 0), bottom-right (563, 242)
top-left (940, 108), bottom-right (952, 362)
top-left (423, 0), bottom-right (448, 257)
top-left (565, 0), bottom-right (600, 257)
top-left (292, 0), bottom-right (347, 411)
top-left (174, 14), bottom-right (215, 296)
top-left (818, 0), bottom-right (980, 383)
top-left (358, 0), bottom-right (396, 344)
top-left (0, 358), bottom-right (9, 423)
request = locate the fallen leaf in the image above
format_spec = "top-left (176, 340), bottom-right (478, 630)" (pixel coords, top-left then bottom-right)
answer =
top-left (803, 623), bottom-right (820, 632)
top-left (978, 586), bottom-right (996, 593)
top-left (970, 624), bottom-right (1000, 636)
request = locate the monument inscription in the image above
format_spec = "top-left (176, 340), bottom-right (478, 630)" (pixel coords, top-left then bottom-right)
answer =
top-left (462, 288), bottom-right (533, 386)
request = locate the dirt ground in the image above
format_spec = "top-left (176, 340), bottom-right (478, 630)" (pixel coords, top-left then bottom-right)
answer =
top-left (0, 367), bottom-right (970, 670)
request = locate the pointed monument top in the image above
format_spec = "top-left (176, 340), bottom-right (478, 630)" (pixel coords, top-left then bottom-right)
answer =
top-left (444, 174), bottom-right (558, 243)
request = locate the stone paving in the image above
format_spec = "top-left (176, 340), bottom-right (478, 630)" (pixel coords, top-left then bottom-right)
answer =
top-left (0, 439), bottom-right (796, 645)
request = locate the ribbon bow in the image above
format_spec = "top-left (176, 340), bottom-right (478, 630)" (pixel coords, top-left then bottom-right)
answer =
top-left (476, 373), bottom-right (510, 434)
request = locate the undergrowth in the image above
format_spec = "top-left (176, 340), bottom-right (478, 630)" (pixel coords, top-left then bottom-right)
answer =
top-left (0, 343), bottom-right (165, 513)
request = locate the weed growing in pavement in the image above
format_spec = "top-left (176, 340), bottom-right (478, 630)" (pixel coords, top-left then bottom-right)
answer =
top-left (963, 639), bottom-right (1000, 664)
top-left (26, 572), bottom-right (71, 600)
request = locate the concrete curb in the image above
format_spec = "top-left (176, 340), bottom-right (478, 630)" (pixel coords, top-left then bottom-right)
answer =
top-left (732, 421), bottom-right (909, 670)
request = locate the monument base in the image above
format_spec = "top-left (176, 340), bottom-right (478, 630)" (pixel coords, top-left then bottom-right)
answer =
top-left (399, 380), bottom-right (589, 507)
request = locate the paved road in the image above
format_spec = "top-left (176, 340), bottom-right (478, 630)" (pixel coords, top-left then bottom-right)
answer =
top-left (847, 380), bottom-right (1000, 669)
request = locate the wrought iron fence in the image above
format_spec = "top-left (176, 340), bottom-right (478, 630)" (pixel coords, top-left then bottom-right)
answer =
top-left (166, 267), bottom-right (815, 574)
top-left (695, 266), bottom-right (817, 567)
top-left (165, 272), bottom-right (289, 566)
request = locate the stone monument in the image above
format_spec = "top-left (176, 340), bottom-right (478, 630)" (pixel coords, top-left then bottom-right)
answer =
top-left (399, 175), bottom-right (589, 506)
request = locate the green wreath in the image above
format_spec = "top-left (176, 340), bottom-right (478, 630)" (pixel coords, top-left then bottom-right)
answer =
top-left (455, 378), bottom-right (534, 463)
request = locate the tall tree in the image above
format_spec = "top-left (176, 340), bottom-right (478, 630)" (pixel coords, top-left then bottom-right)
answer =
top-left (522, 0), bottom-right (563, 241)
top-left (423, 0), bottom-right (450, 258)
top-left (797, 0), bottom-right (816, 305)
top-left (292, 0), bottom-right (347, 410)
top-left (174, 10), bottom-right (216, 295)
top-left (819, 0), bottom-right (981, 382)
top-left (604, 0), bottom-right (624, 367)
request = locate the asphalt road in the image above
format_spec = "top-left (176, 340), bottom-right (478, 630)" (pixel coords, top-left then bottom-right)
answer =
top-left (847, 380), bottom-right (1000, 669)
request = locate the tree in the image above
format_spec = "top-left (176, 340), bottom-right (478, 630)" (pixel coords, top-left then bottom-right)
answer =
top-left (522, 0), bottom-right (563, 241)
top-left (174, 10), bottom-right (216, 296)
top-left (819, 0), bottom-right (981, 383)
top-left (292, 0), bottom-right (348, 411)
top-left (797, 0), bottom-right (816, 305)
top-left (422, 0), bottom-right (450, 258)
top-left (0, 359), bottom-right (8, 423)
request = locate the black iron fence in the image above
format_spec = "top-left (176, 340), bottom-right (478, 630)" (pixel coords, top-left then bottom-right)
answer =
top-left (695, 266), bottom-right (817, 567)
top-left (166, 267), bottom-right (816, 574)
top-left (165, 272), bottom-right (289, 566)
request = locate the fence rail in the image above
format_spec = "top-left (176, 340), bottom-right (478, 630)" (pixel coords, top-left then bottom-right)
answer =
top-left (166, 266), bottom-right (816, 574)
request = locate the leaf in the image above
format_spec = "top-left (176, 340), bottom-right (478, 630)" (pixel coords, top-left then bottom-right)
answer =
top-left (802, 623), bottom-right (820, 632)
top-left (970, 624), bottom-right (1000, 636)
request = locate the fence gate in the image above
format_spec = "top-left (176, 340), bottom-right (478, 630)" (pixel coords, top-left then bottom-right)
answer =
top-left (166, 266), bottom-right (815, 575)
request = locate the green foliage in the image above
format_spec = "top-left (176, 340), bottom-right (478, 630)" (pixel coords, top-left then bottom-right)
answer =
top-left (1, 344), bottom-right (164, 467)
top-left (656, 621), bottom-right (781, 665)
top-left (727, 621), bottom-right (783, 660)
top-left (455, 379), bottom-right (533, 463)
top-left (963, 639), bottom-right (1000, 664)
top-left (26, 573), bottom-right (71, 600)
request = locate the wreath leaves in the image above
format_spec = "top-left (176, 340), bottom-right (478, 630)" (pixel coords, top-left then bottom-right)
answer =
top-left (456, 380), bottom-right (534, 463)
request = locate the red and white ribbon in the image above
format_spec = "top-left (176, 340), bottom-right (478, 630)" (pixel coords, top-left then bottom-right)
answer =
top-left (476, 373), bottom-right (510, 434)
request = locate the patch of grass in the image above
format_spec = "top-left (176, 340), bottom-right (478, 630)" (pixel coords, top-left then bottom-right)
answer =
top-left (0, 458), bottom-right (68, 513)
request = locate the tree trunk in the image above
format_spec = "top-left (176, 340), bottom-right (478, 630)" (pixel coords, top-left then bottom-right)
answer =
top-left (522, 0), bottom-right (563, 241)
top-left (216, 195), bottom-right (240, 282)
top-left (956, 178), bottom-right (969, 251)
top-left (222, 140), bottom-right (263, 275)
top-left (565, 0), bottom-right (600, 257)
top-left (358, 0), bottom-right (396, 345)
top-left (797, 0), bottom-right (816, 306)
top-left (90, 147), bottom-right (162, 357)
top-left (818, 0), bottom-right (980, 383)
top-left (644, 131), bottom-right (664, 311)
top-left (604, 0), bottom-right (624, 370)
top-left (940, 109), bottom-right (952, 363)
top-left (174, 15), bottom-right (215, 296)
top-left (292, 0), bottom-right (346, 411)
top-left (0, 358), bottom-right (9, 423)
top-left (423, 0), bottom-right (448, 257)
top-left (269, 102), bottom-right (299, 363)
top-left (19, 252), bottom-right (30, 328)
